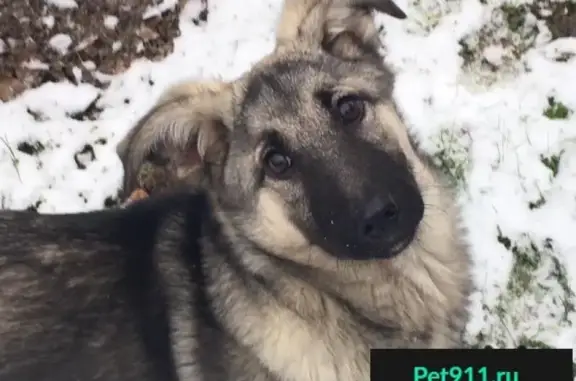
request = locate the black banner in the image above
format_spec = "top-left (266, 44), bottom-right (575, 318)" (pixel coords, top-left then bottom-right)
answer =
top-left (370, 348), bottom-right (573, 381)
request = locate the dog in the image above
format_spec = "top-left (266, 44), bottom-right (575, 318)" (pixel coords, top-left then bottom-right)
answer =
top-left (0, 0), bottom-right (472, 380)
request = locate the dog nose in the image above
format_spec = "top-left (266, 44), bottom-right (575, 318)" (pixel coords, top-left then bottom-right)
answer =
top-left (360, 197), bottom-right (399, 240)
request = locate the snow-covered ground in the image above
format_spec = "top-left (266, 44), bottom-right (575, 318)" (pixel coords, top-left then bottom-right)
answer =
top-left (1, 0), bottom-right (575, 363)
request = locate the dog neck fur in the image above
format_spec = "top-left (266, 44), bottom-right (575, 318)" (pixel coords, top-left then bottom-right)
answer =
top-left (205, 165), bottom-right (471, 381)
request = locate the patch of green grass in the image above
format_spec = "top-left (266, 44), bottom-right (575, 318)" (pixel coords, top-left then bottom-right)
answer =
top-left (432, 129), bottom-right (470, 187)
top-left (540, 152), bottom-right (563, 178)
top-left (528, 194), bottom-right (546, 210)
top-left (407, 0), bottom-right (462, 33)
top-left (543, 240), bottom-right (575, 323)
top-left (26, 199), bottom-right (42, 213)
top-left (550, 255), bottom-right (576, 320)
top-left (457, 3), bottom-right (541, 83)
top-left (555, 52), bottom-right (575, 62)
top-left (0, 136), bottom-right (22, 182)
top-left (470, 231), bottom-right (576, 349)
top-left (17, 140), bottom-right (45, 156)
top-left (496, 228), bottom-right (542, 297)
top-left (544, 97), bottom-right (572, 120)
top-left (501, 4), bottom-right (528, 32)
top-left (496, 227), bottom-right (512, 250)
top-left (458, 39), bottom-right (476, 66)
top-left (516, 338), bottom-right (552, 348)
top-left (471, 326), bottom-right (508, 349)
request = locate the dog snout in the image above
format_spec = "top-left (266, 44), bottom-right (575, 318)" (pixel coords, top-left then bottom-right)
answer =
top-left (359, 197), bottom-right (399, 240)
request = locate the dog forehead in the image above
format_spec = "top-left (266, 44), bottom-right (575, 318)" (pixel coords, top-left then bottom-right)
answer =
top-left (240, 54), bottom-right (392, 105)
top-left (235, 58), bottom-right (327, 136)
top-left (243, 58), bottom-right (329, 105)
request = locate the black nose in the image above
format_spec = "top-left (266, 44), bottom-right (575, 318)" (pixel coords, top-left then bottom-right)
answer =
top-left (360, 197), bottom-right (399, 240)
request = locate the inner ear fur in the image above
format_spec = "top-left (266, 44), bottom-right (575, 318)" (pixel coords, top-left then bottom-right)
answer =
top-left (116, 80), bottom-right (233, 199)
top-left (275, 0), bottom-right (406, 60)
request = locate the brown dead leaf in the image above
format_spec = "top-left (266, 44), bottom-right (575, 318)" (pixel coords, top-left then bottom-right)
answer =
top-left (0, 77), bottom-right (26, 102)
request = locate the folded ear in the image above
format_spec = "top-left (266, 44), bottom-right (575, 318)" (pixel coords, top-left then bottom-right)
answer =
top-left (275, 0), bottom-right (406, 60)
top-left (116, 81), bottom-right (234, 199)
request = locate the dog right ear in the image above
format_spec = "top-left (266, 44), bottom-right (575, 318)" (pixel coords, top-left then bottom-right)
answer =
top-left (275, 0), bottom-right (406, 60)
top-left (116, 81), bottom-right (234, 199)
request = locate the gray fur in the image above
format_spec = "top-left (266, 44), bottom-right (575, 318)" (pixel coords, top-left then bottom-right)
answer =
top-left (0, 0), bottom-right (472, 380)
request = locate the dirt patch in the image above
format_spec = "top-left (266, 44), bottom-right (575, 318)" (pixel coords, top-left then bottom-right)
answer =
top-left (0, 0), bottom-right (209, 102)
top-left (531, 0), bottom-right (576, 39)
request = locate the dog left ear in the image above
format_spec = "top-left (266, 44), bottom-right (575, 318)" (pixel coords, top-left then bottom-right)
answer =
top-left (323, 0), bottom-right (406, 60)
top-left (116, 81), bottom-right (234, 199)
top-left (275, 0), bottom-right (406, 60)
top-left (343, 0), bottom-right (406, 19)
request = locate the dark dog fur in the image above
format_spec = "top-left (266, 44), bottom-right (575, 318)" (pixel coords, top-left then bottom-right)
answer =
top-left (0, 194), bottom-right (202, 381)
top-left (0, 0), bottom-right (472, 380)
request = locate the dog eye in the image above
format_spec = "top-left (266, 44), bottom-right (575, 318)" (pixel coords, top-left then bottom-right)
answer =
top-left (262, 148), bottom-right (292, 178)
top-left (335, 95), bottom-right (365, 124)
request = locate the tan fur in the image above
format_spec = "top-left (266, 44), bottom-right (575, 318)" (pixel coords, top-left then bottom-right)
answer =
top-left (210, 179), bottom-right (467, 381)
top-left (117, 80), bottom-right (233, 171)
top-left (216, 187), bottom-right (466, 381)
top-left (114, 1), bottom-right (472, 380)
top-left (115, 80), bottom-right (234, 199)
top-left (250, 189), bottom-right (310, 253)
top-left (275, 0), bottom-right (405, 58)
top-left (213, 275), bottom-right (370, 381)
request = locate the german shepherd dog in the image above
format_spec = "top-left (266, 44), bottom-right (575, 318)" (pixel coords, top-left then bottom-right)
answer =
top-left (0, 0), bottom-right (472, 380)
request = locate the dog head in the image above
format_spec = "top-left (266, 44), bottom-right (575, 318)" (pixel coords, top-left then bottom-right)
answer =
top-left (116, 0), bottom-right (430, 262)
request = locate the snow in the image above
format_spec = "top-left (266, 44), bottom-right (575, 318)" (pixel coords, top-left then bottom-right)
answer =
top-left (379, 0), bottom-right (576, 352)
top-left (1, 0), bottom-right (576, 360)
top-left (112, 41), bottom-right (122, 52)
top-left (42, 15), bottom-right (55, 29)
top-left (143, 0), bottom-right (180, 20)
top-left (103, 15), bottom-right (119, 30)
top-left (48, 33), bottom-right (72, 55)
top-left (43, 0), bottom-right (78, 10)
top-left (22, 59), bottom-right (50, 70)
top-left (483, 44), bottom-right (505, 67)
